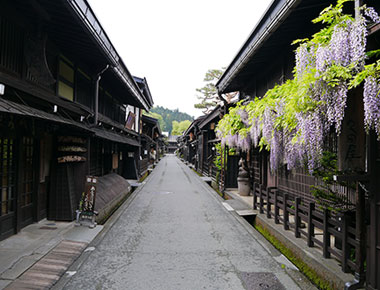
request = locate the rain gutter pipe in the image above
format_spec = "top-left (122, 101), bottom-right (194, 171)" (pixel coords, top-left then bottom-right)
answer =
top-left (94, 64), bottom-right (110, 125)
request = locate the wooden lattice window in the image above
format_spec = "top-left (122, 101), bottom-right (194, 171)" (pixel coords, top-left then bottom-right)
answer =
top-left (0, 138), bottom-right (15, 216)
top-left (0, 17), bottom-right (24, 75)
top-left (21, 137), bottom-right (33, 207)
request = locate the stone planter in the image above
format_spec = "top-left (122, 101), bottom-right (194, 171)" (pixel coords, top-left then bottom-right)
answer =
top-left (238, 177), bottom-right (250, 196)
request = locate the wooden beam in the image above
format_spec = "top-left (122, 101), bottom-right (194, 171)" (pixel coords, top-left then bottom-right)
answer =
top-left (369, 23), bottom-right (380, 36)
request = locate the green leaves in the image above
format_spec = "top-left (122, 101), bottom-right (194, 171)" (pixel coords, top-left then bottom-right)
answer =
top-left (195, 68), bottom-right (225, 113)
top-left (349, 60), bottom-right (380, 89)
top-left (216, 0), bottom-right (380, 169)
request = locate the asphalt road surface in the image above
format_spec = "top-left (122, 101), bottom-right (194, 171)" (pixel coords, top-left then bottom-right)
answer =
top-left (61, 155), bottom-right (314, 290)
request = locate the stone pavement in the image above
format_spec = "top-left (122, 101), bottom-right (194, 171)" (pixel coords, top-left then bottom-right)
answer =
top-left (0, 219), bottom-right (103, 289)
top-left (59, 155), bottom-right (315, 290)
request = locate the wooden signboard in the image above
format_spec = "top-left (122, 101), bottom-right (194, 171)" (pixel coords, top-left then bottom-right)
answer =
top-left (125, 112), bottom-right (136, 130)
top-left (83, 176), bottom-right (97, 212)
top-left (112, 153), bottom-right (118, 170)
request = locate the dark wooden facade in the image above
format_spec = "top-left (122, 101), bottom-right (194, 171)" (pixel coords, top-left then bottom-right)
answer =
top-left (179, 105), bottom-right (240, 191)
top-left (141, 114), bottom-right (163, 173)
top-left (0, 0), bottom-right (152, 240)
top-left (216, 0), bottom-right (380, 288)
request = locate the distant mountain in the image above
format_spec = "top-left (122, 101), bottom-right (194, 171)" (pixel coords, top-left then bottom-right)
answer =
top-left (149, 106), bottom-right (194, 134)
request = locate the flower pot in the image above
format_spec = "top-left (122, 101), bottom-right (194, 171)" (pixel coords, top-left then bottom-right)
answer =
top-left (237, 177), bottom-right (250, 196)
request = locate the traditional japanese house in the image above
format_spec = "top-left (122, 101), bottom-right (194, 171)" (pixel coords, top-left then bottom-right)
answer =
top-left (133, 76), bottom-right (157, 174)
top-left (179, 115), bottom-right (206, 169)
top-left (216, 0), bottom-right (380, 288)
top-left (141, 114), bottom-right (162, 170)
top-left (167, 135), bottom-right (180, 154)
top-left (196, 104), bottom-right (241, 190)
top-left (0, 0), bottom-right (152, 240)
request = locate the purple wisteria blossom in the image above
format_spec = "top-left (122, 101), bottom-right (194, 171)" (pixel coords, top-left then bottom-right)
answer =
top-left (238, 134), bottom-right (252, 152)
top-left (237, 109), bottom-right (250, 127)
top-left (364, 7), bottom-right (380, 24)
top-left (363, 76), bottom-right (380, 135)
top-left (297, 111), bottom-right (325, 171)
top-left (350, 16), bottom-right (367, 70)
top-left (270, 130), bottom-right (283, 171)
top-left (330, 21), bottom-right (352, 67)
top-left (316, 45), bottom-right (332, 74)
top-left (250, 117), bottom-right (261, 147)
top-left (227, 134), bottom-right (238, 148)
top-left (262, 107), bottom-right (274, 144)
top-left (283, 133), bottom-right (305, 170)
top-left (295, 44), bottom-right (315, 77)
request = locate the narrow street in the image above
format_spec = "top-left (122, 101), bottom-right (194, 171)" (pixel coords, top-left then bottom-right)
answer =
top-left (60, 155), bottom-right (313, 290)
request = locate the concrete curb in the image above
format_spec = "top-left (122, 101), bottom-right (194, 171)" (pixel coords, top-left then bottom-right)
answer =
top-left (223, 189), bottom-right (355, 289)
top-left (253, 212), bottom-right (354, 290)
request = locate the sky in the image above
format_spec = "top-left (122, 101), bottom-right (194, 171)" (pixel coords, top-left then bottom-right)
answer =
top-left (88, 0), bottom-right (273, 118)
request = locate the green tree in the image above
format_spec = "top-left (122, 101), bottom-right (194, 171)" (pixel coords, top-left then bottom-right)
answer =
top-left (143, 111), bottom-right (166, 132)
top-left (194, 69), bottom-right (238, 114)
top-left (171, 120), bottom-right (192, 135)
top-left (194, 69), bottom-right (223, 114)
top-left (150, 106), bottom-right (193, 134)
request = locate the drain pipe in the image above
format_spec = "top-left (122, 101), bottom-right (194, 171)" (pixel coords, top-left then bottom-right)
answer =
top-left (94, 64), bottom-right (110, 125)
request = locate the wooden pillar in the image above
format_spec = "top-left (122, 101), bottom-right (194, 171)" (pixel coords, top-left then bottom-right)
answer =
top-left (267, 187), bottom-right (272, 219)
top-left (284, 193), bottom-right (289, 230)
top-left (294, 197), bottom-right (301, 238)
top-left (253, 182), bottom-right (257, 210)
top-left (259, 184), bottom-right (264, 214)
top-left (307, 202), bottom-right (315, 247)
top-left (342, 212), bottom-right (351, 273)
top-left (355, 183), bottom-right (366, 281)
top-left (323, 209), bottom-right (331, 258)
top-left (274, 190), bottom-right (279, 224)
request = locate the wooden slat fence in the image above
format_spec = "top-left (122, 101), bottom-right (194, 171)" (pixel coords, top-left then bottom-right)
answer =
top-left (139, 158), bottom-right (149, 176)
top-left (253, 182), bottom-right (358, 274)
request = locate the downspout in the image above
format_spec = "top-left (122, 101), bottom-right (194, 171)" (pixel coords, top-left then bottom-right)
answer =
top-left (94, 64), bottom-right (110, 125)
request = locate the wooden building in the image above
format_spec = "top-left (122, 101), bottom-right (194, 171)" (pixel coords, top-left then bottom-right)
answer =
top-left (179, 115), bottom-right (206, 169)
top-left (0, 0), bottom-right (152, 240)
top-left (180, 105), bottom-right (240, 191)
top-left (216, 0), bottom-right (380, 288)
top-left (167, 135), bottom-right (180, 154)
top-left (141, 114), bottom-right (163, 170)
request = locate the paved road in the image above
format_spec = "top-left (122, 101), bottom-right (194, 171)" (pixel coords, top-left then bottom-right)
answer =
top-left (62, 155), bottom-right (313, 290)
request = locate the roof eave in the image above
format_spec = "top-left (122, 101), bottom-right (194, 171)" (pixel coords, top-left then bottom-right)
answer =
top-left (216, 0), bottom-right (301, 94)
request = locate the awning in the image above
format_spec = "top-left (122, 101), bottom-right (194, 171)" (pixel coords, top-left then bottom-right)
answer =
top-left (0, 98), bottom-right (91, 132)
top-left (92, 127), bottom-right (140, 147)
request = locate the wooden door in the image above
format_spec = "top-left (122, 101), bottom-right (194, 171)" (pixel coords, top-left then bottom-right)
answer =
top-left (37, 136), bottom-right (52, 220)
top-left (0, 137), bottom-right (16, 241)
top-left (19, 137), bottom-right (35, 229)
top-left (226, 155), bottom-right (239, 188)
